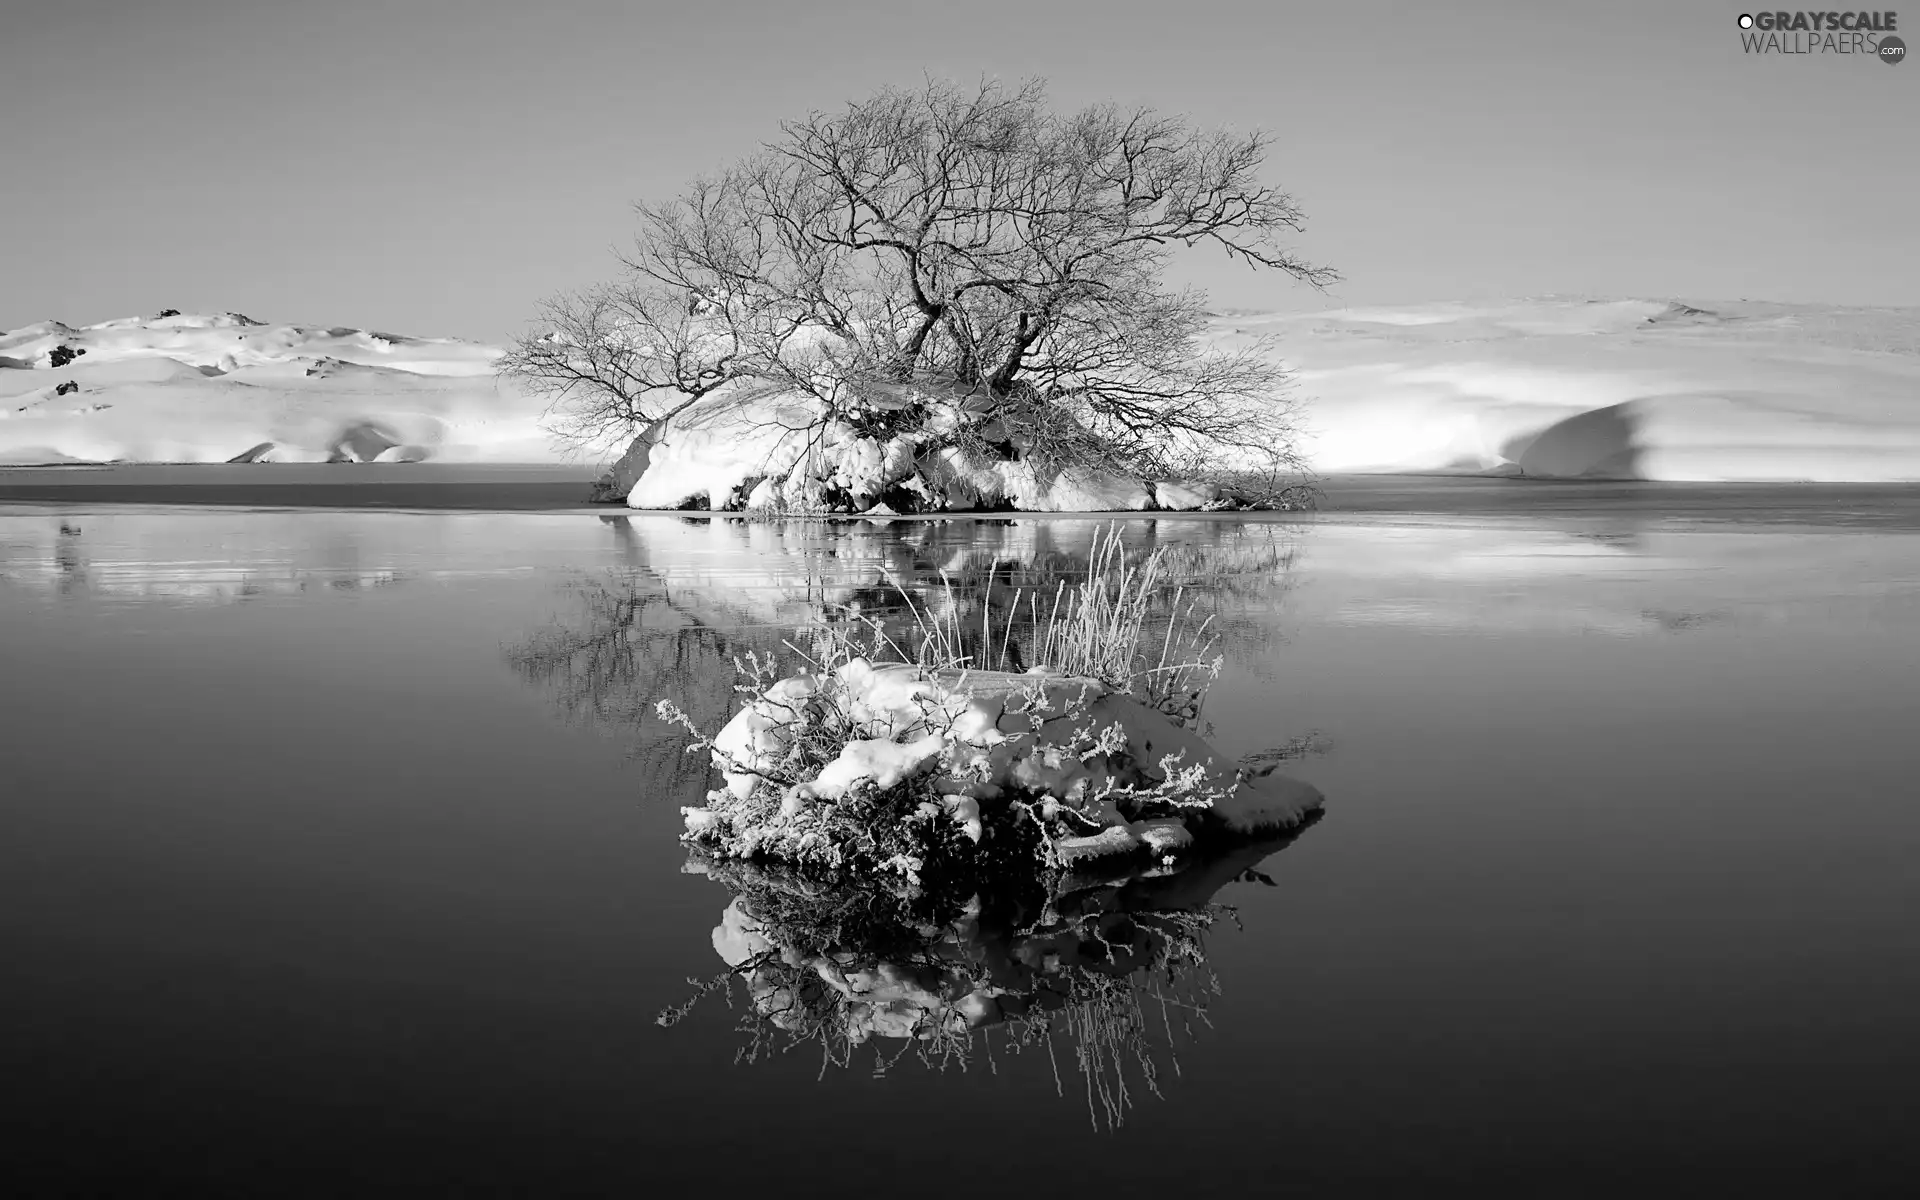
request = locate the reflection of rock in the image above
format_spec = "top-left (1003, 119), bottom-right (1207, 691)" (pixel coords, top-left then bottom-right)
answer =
top-left (668, 824), bottom-right (1319, 1128)
top-left (54, 519), bottom-right (89, 597)
top-left (0, 515), bottom-right (410, 605)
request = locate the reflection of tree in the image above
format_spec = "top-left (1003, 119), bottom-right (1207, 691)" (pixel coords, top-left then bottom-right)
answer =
top-left (505, 516), bottom-right (1305, 766)
top-left (506, 571), bottom-right (787, 795)
top-left (661, 822), bottom-right (1320, 1130)
top-left (849, 524), bottom-right (1302, 681)
top-left (499, 516), bottom-right (1328, 1125)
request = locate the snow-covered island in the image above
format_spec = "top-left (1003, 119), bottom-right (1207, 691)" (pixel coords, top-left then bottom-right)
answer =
top-left (675, 657), bottom-right (1323, 880)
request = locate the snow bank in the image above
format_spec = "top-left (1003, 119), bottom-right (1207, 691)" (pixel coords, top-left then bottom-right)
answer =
top-left (0, 312), bottom-right (553, 464)
top-left (18, 296), bottom-right (1905, 484)
top-left (1215, 298), bottom-right (1920, 481)
top-left (623, 297), bottom-right (1920, 503)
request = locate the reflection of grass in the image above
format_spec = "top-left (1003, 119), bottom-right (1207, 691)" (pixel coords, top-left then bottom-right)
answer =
top-left (661, 826), bottom-right (1317, 1129)
top-left (847, 525), bottom-right (1302, 700)
top-left (866, 523), bottom-right (1224, 722)
top-left (504, 523), bottom-right (1308, 785)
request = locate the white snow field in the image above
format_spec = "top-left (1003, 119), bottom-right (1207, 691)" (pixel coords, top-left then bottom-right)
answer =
top-left (627, 297), bottom-right (1920, 507)
top-left (1230, 298), bottom-right (1920, 482)
top-left (4, 299), bottom-right (1915, 487)
top-left (0, 312), bottom-right (554, 465)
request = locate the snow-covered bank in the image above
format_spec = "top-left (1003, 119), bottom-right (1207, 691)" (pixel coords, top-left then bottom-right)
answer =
top-left (1229, 298), bottom-right (1920, 482)
top-left (622, 380), bottom-right (1179, 513)
top-left (0, 312), bottom-right (554, 465)
top-left (618, 298), bottom-right (1920, 505)
top-left (8, 298), bottom-right (1915, 485)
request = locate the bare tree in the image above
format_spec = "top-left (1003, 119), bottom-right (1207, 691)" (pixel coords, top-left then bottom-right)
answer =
top-left (497, 281), bottom-right (745, 456)
top-left (507, 77), bottom-right (1334, 481)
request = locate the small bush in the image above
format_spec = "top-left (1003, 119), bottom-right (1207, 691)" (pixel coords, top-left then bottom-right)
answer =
top-left (661, 524), bottom-right (1235, 883)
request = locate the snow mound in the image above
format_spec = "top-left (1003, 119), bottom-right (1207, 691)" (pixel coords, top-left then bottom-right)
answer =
top-left (628, 380), bottom-right (1172, 513)
top-left (621, 297), bottom-right (1920, 501)
top-left (0, 312), bottom-right (555, 464)
top-left (680, 658), bottom-right (1323, 878)
top-left (1213, 298), bottom-right (1920, 481)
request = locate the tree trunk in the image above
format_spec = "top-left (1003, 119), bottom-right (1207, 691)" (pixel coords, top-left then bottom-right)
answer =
top-left (899, 308), bottom-right (943, 377)
top-left (589, 418), bottom-right (664, 503)
top-left (988, 312), bottom-right (1045, 396)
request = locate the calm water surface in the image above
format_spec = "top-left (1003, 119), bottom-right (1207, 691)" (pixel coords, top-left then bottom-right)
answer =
top-left (4, 507), bottom-right (1919, 1196)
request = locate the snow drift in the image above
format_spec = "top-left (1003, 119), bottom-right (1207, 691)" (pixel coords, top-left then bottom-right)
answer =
top-left (1226, 298), bottom-right (1920, 482)
top-left (0, 312), bottom-right (554, 465)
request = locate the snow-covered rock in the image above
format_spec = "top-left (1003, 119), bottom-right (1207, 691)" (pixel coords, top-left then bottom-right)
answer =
top-left (679, 658), bottom-right (1323, 874)
top-left (1208, 767), bottom-right (1325, 836)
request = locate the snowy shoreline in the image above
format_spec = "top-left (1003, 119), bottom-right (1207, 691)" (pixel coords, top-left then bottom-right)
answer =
top-left (7, 299), bottom-right (1917, 488)
top-left (5, 466), bottom-right (1919, 528)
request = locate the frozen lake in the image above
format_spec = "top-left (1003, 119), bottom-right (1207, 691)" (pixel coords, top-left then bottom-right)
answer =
top-left (4, 504), bottom-right (1919, 1193)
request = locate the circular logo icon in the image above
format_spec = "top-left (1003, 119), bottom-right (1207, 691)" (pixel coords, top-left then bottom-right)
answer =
top-left (1880, 35), bottom-right (1907, 64)
top-left (1738, 13), bottom-right (1754, 29)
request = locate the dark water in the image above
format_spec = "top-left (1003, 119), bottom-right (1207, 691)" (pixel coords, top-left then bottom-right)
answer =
top-left (4, 509), bottom-right (1920, 1196)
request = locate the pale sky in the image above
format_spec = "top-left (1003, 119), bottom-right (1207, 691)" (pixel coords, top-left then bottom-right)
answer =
top-left (3, 0), bottom-right (1913, 341)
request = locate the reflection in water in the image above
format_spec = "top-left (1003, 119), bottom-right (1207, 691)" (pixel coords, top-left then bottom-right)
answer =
top-left (505, 516), bottom-right (1308, 773)
top-left (503, 517), bottom-right (1331, 1126)
top-left (664, 824), bottom-right (1318, 1130)
top-left (508, 580), bottom-right (754, 795)
top-left (55, 519), bottom-right (89, 598)
top-left (1, 514), bottom-right (405, 603)
top-left (8, 506), bottom-right (1890, 633)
